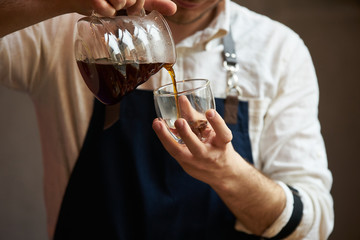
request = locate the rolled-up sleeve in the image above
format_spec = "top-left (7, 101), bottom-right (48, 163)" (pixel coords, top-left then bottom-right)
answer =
top-left (258, 36), bottom-right (334, 239)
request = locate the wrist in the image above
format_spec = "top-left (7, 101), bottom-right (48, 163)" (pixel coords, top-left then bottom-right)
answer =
top-left (208, 149), bottom-right (247, 193)
top-left (210, 157), bottom-right (287, 235)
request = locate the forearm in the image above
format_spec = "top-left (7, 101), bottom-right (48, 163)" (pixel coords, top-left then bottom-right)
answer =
top-left (209, 153), bottom-right (286, 236)
top-left (0, 0), bottom-right (67, 37)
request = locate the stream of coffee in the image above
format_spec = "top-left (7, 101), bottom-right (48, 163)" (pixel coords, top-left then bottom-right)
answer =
top-left (164, 64), bottom-right (208, 135)
top-left (164, 63), bottom-right (180, 119)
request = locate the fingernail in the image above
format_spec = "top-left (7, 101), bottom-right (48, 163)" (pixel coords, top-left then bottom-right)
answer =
top-left (206, 109), bottom-right (215, 119)
top-left (175, 119), bottom-right (185, 129)
top-left (153, 120), bottom-right (162, 131)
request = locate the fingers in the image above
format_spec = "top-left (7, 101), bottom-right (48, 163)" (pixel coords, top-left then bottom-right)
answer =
top-left (174, 118), bottom-right (206, 156)
top-left (78, 0), bottom-right (176, 17)
top-left (153, 110), bottom-right (232, 159)
top-left (206, 109), bottom-right (233, 145)
top-left (107, 0), bottom-right (128, 10)
top-left (93, 0), bottom-right (176, 17)
top-left (92, 0), bottom-right (117, 16)
top-left (126, 0), bottom-right (145, 16)
top-left (92, 0), bottom-right (140, 17)
top-left (152, 118), bottom-right (186, 158)
top-left (143, 0), bottom-right (177, 15)
top-left (152, 117), bottom-right (205, 158)
top-left (178, 95), bottom-right (199, 122)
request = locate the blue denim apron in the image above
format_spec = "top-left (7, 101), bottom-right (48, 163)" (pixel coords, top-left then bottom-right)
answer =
top-left (54, 90), bottom-right (261, 239)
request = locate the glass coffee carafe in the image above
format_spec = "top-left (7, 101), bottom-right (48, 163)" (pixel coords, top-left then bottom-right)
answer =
top-left (74, 10), bottom-right (176, 105)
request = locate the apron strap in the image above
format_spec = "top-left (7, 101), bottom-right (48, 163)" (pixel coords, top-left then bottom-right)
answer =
top-left (223, 28), bottom-right (242, 124)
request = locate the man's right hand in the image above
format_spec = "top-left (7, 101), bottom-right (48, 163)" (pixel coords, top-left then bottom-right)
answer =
top-left (0, 0), bottom-right (176, 38)
top-left (62, 0), bottom-right (177, 17)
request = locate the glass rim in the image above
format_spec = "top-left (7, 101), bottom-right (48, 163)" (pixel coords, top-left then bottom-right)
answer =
top-left (153, 78), bottom-right (210, 97)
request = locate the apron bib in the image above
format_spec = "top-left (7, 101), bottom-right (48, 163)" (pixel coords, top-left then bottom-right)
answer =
top-left (54, 90), bottom-right (260, 239)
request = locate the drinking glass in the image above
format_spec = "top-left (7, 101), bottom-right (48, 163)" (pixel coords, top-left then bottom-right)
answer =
top-left (154, 79), bottom-right (216, 143)
top-left (74, 10), bottom-right (176, 105)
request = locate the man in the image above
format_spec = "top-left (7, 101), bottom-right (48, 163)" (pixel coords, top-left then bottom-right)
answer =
top-left (0, 0), bottom-right (333, 239)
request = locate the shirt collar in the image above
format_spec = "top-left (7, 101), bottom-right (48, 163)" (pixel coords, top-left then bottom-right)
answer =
top-left (175, 0), bottom-right (231, 50)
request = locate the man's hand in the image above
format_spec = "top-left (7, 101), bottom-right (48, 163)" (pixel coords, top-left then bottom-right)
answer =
top-left (153, 109), bottom-right (286, 236)
top-left (153, 109), bottom-right (241, 187)
top-left (66, 0), bottom-right (177, 17)
top-left (0, 0), bottom-right (176, 37)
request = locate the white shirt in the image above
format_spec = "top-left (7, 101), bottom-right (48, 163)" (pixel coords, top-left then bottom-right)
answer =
top-left (0, 1), bottom-right (333, 239)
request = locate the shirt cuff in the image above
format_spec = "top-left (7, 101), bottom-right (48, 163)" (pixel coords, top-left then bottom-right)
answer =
top-left (234, 181), bottom-right (294, 237)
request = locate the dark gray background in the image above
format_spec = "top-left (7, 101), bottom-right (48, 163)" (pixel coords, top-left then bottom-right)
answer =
top-left (1, 0), bottom-right (359, 239)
